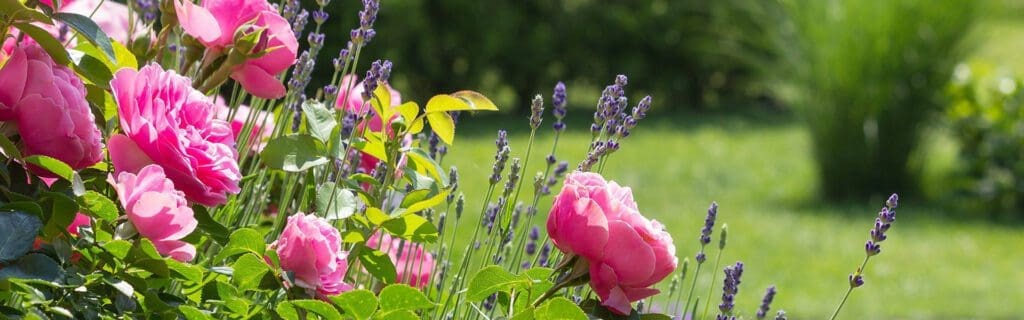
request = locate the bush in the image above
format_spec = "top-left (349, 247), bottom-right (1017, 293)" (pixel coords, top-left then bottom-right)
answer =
top-left (773, 0), bottom-right (977, 199)
top-left (946, 62), bottom-right (1024, 218)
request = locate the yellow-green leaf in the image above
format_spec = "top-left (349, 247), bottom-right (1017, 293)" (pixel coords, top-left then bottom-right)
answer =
top-left (451, 90), bottom-right (499, 111)
top-left (424, 95), bottom-right (469, 113)
top-left (370, 82), bottom-right (392, 124)
top-left (426, 112), bottom-right (455, 145)
top-left (396, 102), bottom-right (419, 122)
top-left (355, 133), bottom-right (387, 162)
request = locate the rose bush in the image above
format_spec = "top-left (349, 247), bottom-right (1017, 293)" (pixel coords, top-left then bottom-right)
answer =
top-left (110, 165), bottom-right (198, 262)
top-left (272, 212), bottom-right (352, 296)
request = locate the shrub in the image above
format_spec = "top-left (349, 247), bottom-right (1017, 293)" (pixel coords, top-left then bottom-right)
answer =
top-left (946, 62), bottom-right (1024, 218)
top-left (773, 0), bottom-right (977, 199)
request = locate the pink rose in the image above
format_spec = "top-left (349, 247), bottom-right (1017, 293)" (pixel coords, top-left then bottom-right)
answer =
top-left (336, 75), bottom-right (402, 133)
top-left (546, 171), bottom-right (677, 315)
top-left (108, 64), bottom-right (241, 206)
top-left (272, 212), bottom-right (353, 296)
top-left (366, 232), bottom-right (435, 288)
top-left (215, 97), bottom-right (274, 152)
top-left (110, 165), bottom-right (198, 262)
top-left (0, 43), bottom-right (104, 174)
top-left (175, 0), bottom-right (298, 99)
top-left (67, 213), bottom-right (90, 236)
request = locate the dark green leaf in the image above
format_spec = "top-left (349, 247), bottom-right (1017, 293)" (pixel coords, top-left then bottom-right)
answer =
top-left (192, 206), bottom-right (229, 245)
top-left (260, 134), bottom-right (329, 172)
top-left (330, 289), bottom-right (377, 320)
top-left (54, 12), bottom-right (117, 64)
top-left (11, 22), bottom-right (70, 65)
top-left (378, 284), bottom-right (434, 311)
top-left (0, 210), bottom-right (42, 263)
top-left (167, 259), bottom-right (204, 283)
top-left (40, 191), bottom-right (78, 238)
top-left (381, 214), bottom-right (438, 243)
top-left (104, 276), bottom-right (134, 297)
top-left (316, 182), bottom-right (357, 221)
top-left (71, 50), bottom-right (114, 88)
top-left (0, 134), bottom-right (22, 160)
top-left (0, 253), bottom-right (63, 282)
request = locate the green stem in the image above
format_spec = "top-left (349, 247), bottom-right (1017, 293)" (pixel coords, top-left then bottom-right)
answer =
top-left (681, 245), bottom-right (706, 317)
top-left (700, 247), bottom-right (725, 320)
top-left (829, 256), bottom-right (871, 320)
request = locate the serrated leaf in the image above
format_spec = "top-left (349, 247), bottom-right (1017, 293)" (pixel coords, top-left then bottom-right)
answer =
top-left (78, 191), bottom-right (118, 221)
top-left (426, 111), bottom-right (455, 145)
top-left (232, 254), bottom-right (270, 291)
top-left (40, 191), bottom-right (78, 238)
top-left (466, 265), bottom-right (529, 301)
top-left (353, 133), bottom-right (387, 162)
top-left (167, 259), bottom-right (204, 283)
top-left (396, 102), bottom-right (419, 123)
top-left (55, 12), bottom-right (117, 64)
top-left (104, 240), bottom-right (132, 260)
top-left (330, 289), bottom-right (377, 320)
top-left (0, 210), bottom-right (42, 263)
top-left (370, 83), bottom-right (393, 124)
top-left (535, 297), bottom-right (586, 320)
top-left (366, 207), bottom-right (389, 226)
top-left (302, 100), bottom-right (337, 143)
top-left (0, 253), bottom-right (62, 282)
top-left (261, 134), bottom-right (329, 172)
top-left (405, 148), bottom-right (447, 186)
top-left (24, 155), bottom-right (74, 181)
top-left (316, 182), bottom-right (357, 221)
top-left (192, 206), bottom-right (229, 245)
top-left (379, 284), bottom-right (434, 311)
top-left (356, 245), bottom-right (396, 284)
top-left (290, 299), bottom-right (342, 319)
top-left (178, 305), bottom-right (214, 320)
top-left (12, 22), bottom-right (70, 65)
top-left (424, 94), bottom-right (470, 113)
top-left (381, 214), bottom-right (438, 243)
top-left (403, 190), bottom-right (448, 215)
top-left (376, 309), bottom-right (419, 320)
top-left (214, 228), bottom-right (266, 262)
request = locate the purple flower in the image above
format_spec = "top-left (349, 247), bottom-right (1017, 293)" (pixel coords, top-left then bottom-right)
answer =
top-left (718, 261), bottom-right (744, 315)
top-left (530, 94), bottom-right (544, 129)
top-left (756, 285), bottom-right (777, 319)
top-left (700, 202), bottom-right (719, 246)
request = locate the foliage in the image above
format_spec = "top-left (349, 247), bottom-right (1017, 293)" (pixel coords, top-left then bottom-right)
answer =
top-left (946, 62), bottom-right (1024, 218)
top-left (773, 0), bottom-right (978, 199)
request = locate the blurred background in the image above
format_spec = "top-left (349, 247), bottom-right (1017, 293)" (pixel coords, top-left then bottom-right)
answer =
top-left (313, 0), bottom-right (1024, 318)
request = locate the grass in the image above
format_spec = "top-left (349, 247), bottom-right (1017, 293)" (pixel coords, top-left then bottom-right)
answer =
top-left (438, 111), bottom-right (1024, 319)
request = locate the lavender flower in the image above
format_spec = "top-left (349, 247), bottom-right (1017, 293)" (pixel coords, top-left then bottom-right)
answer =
top-left (848, 273), bottom-right (864, 288)
top-left (865, 194), bottom-right (899, 257)
top-left (291, 10), bottom-right (309, 40)
top-left (529, 94), bottom-right (544, 129)
top-left (552, 82), bottom-right (567, 131)
top-left (490, 131), bottom-right (511, 185)
top-left (701, 202), bottom-right (719, 245)
top-left (756, 285), bottom-right (777, 319)
top-left (361, 60), bottom-right (390, 100)
top-left (351, 0), bottom-right (380, 44)
top-left (718, 261), bottom-right (744, 316)
top-left (312, 10), bottom-right (329, 25)
top-left (538, 242), bottom-right (551, 267)
top-left (503, 158), bottom-right (522, 197)
top-left (775, 310), bottom-right (788, 320)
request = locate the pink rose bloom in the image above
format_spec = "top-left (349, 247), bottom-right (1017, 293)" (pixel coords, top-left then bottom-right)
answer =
top-left (0, 43), bottom-right (104, 174)
top-left (175, 0), bottom-right (298, 99)
top-left (214, 97), bottom-right (274, 153)
top-left (546, 171), bottom-right (677, 315)
top-left (108, 64), bottom-right (241, 206)
top-left (67, 213), bottom-right (90, 236)
top-left (110, 165), bottom-right (198, 262)
top-left (366, 231), bottom-right (435, 288)
top-left (272, 212), bottom-right (353, 296)
top-left (336, 75), bottom-right (402, 133)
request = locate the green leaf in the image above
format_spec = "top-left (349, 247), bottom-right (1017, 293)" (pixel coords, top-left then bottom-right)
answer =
top-left (276, 301), bottom-right (299, 320)
top-left (381, 214), bottom-right (438, 243)
top-left (24, 155), bottom-right (74, 181)
top-left (302, 100), bottom-right (337, 143)
top-left (290, 299), bottom-right (342, 319)
top-left (366, 207), bottom-right (389, 226)
top-left (167, 259), bottom-right (204, 283)
top-left (376, 309), bottom-right (419, 320)
top-left (356, 245), bottom-right (396, 284)
top-left (0, 253), bottom-right (63, 282)
top-left (214, 228), bottom-right (266, 262)
top-left (379, 284), bottom-right (434, 311)
top-left (466, 265), bottom-right (529, 301)
top-left (70, 49), bottom-right (114, 88)
top-left (316, 182), bottom-right (357, 221)
top-left (103, 276), bottom-right (134, 297)
top-left (178, 305), bottom-right (214, 320)
top-left (192, 206), bottom-right (229, 245)
top-left (403, 190), bottom-right (449, 215)
top-left (261, 134), bottom-right (329, 172)
top-left (54, 12), bottom-right (117, 64)
top-left (535, 297), bottom-right (586, 320)
top-left (75, 40), bottom-right (137, 72)
top-left (424, 94), bottom-right (471, 113)
top-left (370, 83), bottom-right (393, 123)
top-left (0, 210), bottom-right (42, 263)
top-left (40, 192), bottom-right (78, 238)
top-left (78, 191), bottom-right (118, 221)
top-left (426, 111), bottom-right (455, 145)
top-left (451, 90), bottom-right (500, 111)
top-left (12, 22), bottom-right (70, 65)
top-left (0, 134), bottom-right (22, 160)
top-left (231, 254), bottom-right (270, 291)
top-left (0, 0), bottom-right (51, 23)
top-left (353, 133), bottom-right (387, 162)
top-left (330, 289), bottom-right (377, 320)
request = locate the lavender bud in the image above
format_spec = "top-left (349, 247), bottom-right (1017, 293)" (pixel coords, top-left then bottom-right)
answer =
top-left (886, 193), bottom-right (899, 209)
top-left (719, 224), bottom-right (728, 250)
top-left (865, 240), bottom-right (881, 256)
top-left (312, 10), bottom-right (328, 25)
top-left (528, 226), bottom-right (539, 240)
top-left (696, 252), bottom-right (707, 264)
top-left (455, 194), bottom-right (465, 219)
top-left (700, 202), bottom-right (718, 245)
top-left (615, 74), bottom-right (628, 87)
top-left (756, 285), bottom-right (777, 319)
top-left (546, 154), bottom-right (556, 165)
top-left (775, 311), bottom-right (788, 320)
top-left (529, 94), bottom-right (544, 129)
top-left (849, 273), bottom-right (864, 288)
top-left (538, 243), bottom-right (551, 266)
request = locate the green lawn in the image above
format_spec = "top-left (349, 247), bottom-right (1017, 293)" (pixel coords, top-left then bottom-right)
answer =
top-left (439, 111), bottom-right (1024, 319)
